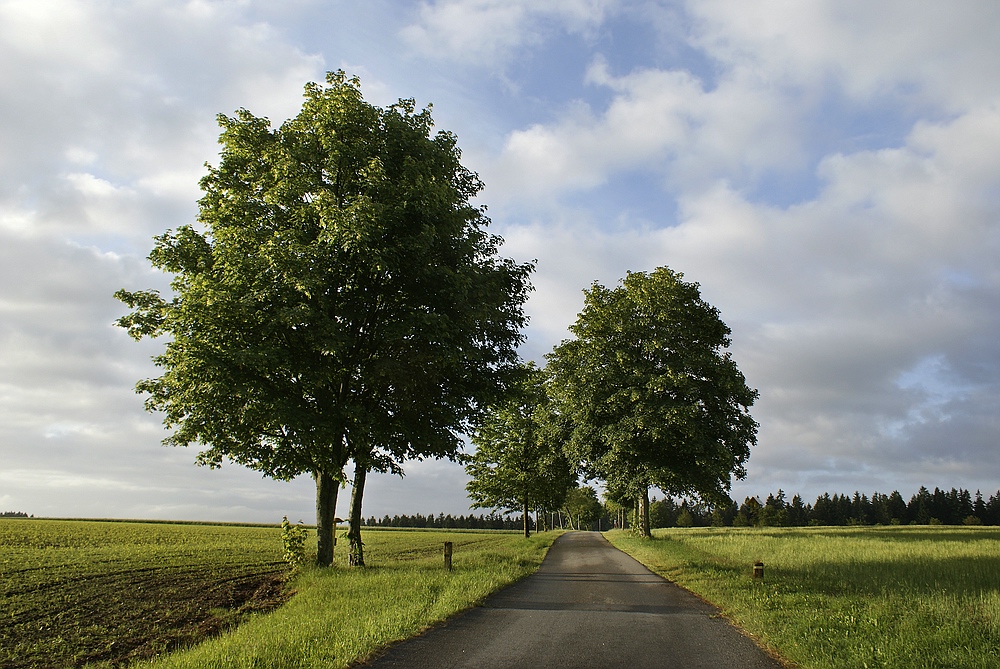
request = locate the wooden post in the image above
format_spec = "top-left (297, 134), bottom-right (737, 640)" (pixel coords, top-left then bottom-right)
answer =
top-left (444, 541), bottom-right (453, 571)
top-left (753, 561), bottom-right (764, 579)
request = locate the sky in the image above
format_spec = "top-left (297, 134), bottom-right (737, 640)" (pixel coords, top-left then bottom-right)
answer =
top-left (2, 0), bottom-right (999, 523)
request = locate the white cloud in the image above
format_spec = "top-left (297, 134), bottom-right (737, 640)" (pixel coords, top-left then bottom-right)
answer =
top-left (497, 83), bottom-right (1000, 498)
top-left (687, 0), bottom-right (1000, 112)
top-left (3, 0), bottom-right (1000, 521)
top-left (401, 0), bottom-right (617, 64)
top-left (0, 0), bottom-right (328, 520)
top-left (486, 54), bottom-right (809, 204)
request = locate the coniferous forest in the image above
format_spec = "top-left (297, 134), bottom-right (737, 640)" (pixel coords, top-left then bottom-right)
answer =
top-left (361, 486), bottom-right (1000, 531)
top-left (647, 486), bottom-right (1000, 528)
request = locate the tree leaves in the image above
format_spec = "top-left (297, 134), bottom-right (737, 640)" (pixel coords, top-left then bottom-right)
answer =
top-left (117, 69), bottom-right (532, 489)
top-left (548, 267), bottom-right (759, 512)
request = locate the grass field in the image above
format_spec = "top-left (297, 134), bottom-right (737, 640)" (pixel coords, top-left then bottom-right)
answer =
top-left (607, 526), bottom-right (1000, 669)
top-left (136, 527), bottom-right (557, 669)
top-left (0, 519), bottom-right (290, 668)
top-left (0, 519), bottom-right (556, 669)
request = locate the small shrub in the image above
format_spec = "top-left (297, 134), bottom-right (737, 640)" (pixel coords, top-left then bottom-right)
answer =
top-left (963, 515), bottom-right (983, 526)
top-left (281, 517), bottom-right (307, 567)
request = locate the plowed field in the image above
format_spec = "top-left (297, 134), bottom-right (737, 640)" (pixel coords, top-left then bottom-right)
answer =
top-left (0, 519), bottom-right (291, 668)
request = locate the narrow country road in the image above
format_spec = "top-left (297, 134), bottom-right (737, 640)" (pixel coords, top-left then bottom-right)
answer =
top-left (361, 531), bottom-right (785, 668)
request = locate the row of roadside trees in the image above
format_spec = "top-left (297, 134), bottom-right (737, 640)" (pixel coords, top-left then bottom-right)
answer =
top-left (117, 71), bottom-right (759, 563)
top-left (464, 267), bottom-right (759, 538)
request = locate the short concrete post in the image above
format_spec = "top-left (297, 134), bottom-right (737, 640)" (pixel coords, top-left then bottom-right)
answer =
top-left (752, 561), bottom-right (764, 579)
top-left (444, 541), bottom-right (453, 571)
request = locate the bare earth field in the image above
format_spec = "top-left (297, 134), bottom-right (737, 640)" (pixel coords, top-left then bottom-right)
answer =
top-left (0, 519), bottom-right (290, 668)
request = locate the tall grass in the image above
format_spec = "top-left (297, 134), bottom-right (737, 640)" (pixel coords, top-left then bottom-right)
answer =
top-left (607, 526), bottom-right (1000, 669)
top-left (131, 529), bottom-right (558, 669)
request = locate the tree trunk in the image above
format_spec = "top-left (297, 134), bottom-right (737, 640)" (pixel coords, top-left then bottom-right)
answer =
top-left (347, 463), bottom-right (367, 566)
top-left (522, 496), bottom-right (530, 538)
top-left (640, 486), bottom-right (652, 538)
top-left (315, 469), bottom-right (340, 566)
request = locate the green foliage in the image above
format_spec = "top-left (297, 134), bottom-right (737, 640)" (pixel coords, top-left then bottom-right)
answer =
top-left (561, 486), bottom-right (603, 530)
top-left (465, 364), bottom-right (575, 536)
top-left (548, 267), bottom-right (758, 535)
top-left (675, 507), bottom-right (694, 527)
top-left (649, 497), bottom-right (678, 528)
top-left (608, 526), bottom-right (1000, 669)
top-left (280, 516), bottom-right (308, 567)
top-left (0, 519), bottom-right (289, 668)
top-left (116, 70), bottom-right (533, 563)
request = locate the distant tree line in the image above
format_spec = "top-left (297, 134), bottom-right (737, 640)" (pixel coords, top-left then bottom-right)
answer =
top-left (645, 487), bottom-right (1000, 528)
top-left (364, 513), bottom-right (535, 531)
top-left (1, 511), bottom-right (30, 518)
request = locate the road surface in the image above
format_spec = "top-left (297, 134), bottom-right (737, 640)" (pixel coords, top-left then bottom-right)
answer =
top-left (361, 531), bottom-right (785, 668)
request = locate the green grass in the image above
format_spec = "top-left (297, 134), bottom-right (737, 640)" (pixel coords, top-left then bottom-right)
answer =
top-left (0, 519), bottom-right (289, 668)
top-left (0, 518), bottom-right (556, 668)
top-left (135, 528), bottom-right (558, 669)
top-left (606, 526), bottom-right (1000, 669)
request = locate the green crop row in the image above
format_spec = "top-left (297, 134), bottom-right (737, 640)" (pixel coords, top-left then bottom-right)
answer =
top-left (607, 526), bottom-right (1000, 669)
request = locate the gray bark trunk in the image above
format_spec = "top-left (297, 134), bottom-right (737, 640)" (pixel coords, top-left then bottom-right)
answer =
top-left (640, 486), bottom-right (651, 538)
top-left (522, 496), bottom-right (530, 538)
top-left (315, 470), bottom-right (340, 566)
top-left (347, 463), bottom-right (367, 566)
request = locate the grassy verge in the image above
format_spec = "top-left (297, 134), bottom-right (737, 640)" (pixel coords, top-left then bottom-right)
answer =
top-left (133, 529), bottom-right (559, 669)
top-left (606, 526), bottom-right (1000, 669)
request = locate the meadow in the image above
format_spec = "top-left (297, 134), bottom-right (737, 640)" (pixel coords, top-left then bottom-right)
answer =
top-left (0, 519), bottom-right (556, 669)
top-left (607, 526), bottom-right (1000, 669)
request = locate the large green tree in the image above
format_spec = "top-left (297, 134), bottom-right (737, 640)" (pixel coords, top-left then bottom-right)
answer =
top-left (116, 72), bottom-right (533, 565)
top-left (465, 364), bottom-right (576, 537)
top-left (547, 267), bottom-right (758, 537)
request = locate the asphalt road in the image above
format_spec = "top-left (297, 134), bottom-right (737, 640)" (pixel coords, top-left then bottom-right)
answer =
top-left (361, 531), bottom-right (785, 669)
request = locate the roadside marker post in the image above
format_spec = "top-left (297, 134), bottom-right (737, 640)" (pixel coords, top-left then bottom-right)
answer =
top-left (444, 542), bottom-right (453, 571)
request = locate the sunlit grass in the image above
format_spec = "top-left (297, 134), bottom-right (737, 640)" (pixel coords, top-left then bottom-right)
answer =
top-left (134, 529), bottom-right (558, 669)
top-left (607, 526), bottom-right (1000, 668)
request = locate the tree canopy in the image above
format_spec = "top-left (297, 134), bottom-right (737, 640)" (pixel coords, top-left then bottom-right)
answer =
top-left (116, 71), bottom-right (533, 564)
top-left (561, 486), bottom-right (604, 530)
top-left (465, 364), bottom-right (576, 537)
top-left (547, 267), bottom-right (758, 537)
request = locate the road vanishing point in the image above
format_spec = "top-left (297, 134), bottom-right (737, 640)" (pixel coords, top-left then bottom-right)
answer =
top-left (362, 531), bottom-right (785, 668)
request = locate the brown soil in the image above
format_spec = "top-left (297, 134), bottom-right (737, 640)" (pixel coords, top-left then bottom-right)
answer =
top-left (1, 563), bottom-right (293, 669)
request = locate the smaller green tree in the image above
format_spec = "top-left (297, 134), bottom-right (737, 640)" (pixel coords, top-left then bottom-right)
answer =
top-left (675, 506), bottom-right (694, 528)
top-left (649, 497), bottom-right (678, 529)
top-left (547, 267), bottom-right (759, 538)
top-left (465, 364), bottom-right (576, 537)
top-left (562, 486), bottom-right (603, 530)
top-left (280, 517), bottom-right (308, 568)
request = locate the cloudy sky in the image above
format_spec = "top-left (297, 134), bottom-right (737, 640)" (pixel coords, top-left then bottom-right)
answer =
top-left (2, 0), bottom-right (999, 523)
